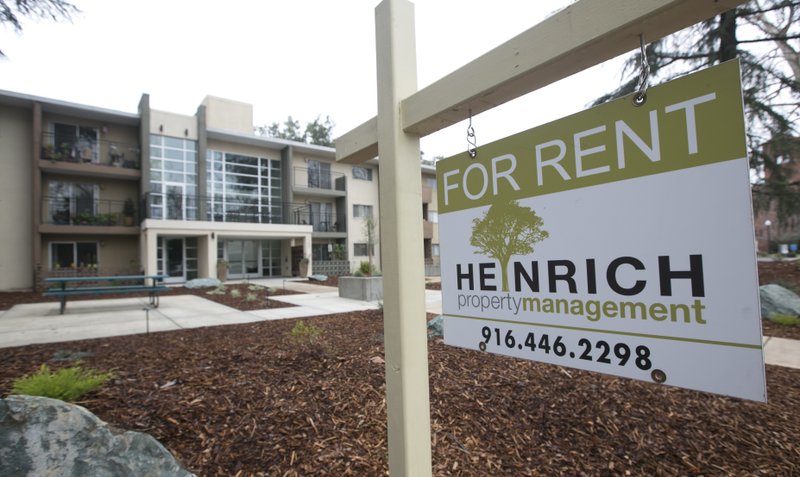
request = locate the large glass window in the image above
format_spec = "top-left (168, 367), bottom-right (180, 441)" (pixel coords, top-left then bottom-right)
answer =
top-left (149, 135), bottom-right (198, 220)
top-left (207, 151), bottom-right (282, 224)
top-left (50, 242), bottom-right (98, 269)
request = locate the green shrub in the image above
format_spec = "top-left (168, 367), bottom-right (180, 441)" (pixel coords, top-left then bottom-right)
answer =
top-left (290, 320), bottom-right (322, 346)
top-left (12, 364), bottom-right (113, 401)
top-left (770, 314), bottom-right (800, 326)
top-left (357, 261), bottom-right (379, 276)
top-left (207, 286), bottom-right (227, 295)
top-left (245, 292), bottom-right (258, 302)
top-left (230, 289), bottom-right (241, 299)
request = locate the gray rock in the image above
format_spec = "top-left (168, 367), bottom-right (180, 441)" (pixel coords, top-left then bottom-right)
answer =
top-left (0, 395), bottom-right (194, 477)
top-left (307, 274), bottom-right (328, 282)
top-left (760, 284), bottom-right (800, 319)
top-left (184, 278), bottom-right (221, 289)
top-left (427, 315), bottom-right (444, 338)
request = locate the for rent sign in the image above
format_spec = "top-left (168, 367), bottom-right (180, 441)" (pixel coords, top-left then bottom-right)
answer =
top-left (436, 60), bottom-right (766, 402)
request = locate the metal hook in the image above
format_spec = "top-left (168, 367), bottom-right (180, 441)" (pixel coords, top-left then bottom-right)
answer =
top-left (467, 109), bottom-right (477, 158)
top-left (633, 34), bottom-right (650, 106)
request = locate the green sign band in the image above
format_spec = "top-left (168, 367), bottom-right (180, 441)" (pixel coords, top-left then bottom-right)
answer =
top-left (437, 60), bottom-right (746, 213)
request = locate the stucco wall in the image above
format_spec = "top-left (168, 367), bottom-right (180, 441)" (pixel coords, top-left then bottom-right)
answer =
top-left (202, 96), bottom-right (253, 134)
top-left (0, 106), bottom-right (33, 290)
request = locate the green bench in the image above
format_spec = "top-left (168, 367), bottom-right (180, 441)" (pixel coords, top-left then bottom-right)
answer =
top-left (44, 275), bottom-right (169, 314)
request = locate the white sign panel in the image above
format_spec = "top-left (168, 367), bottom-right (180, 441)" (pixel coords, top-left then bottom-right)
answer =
top-left (436, 61), bottom-right (766, 402)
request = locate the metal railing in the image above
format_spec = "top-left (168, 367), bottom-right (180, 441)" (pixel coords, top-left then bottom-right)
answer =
top-left (41, 132), bottom-right (140, 170)
top-left (44, 196), bottom-right (139, 226)
top-left (141, 192), bottom-right (347, 232)
top-left (291, 205), bottom-right (344, 232)
top-left (293, 166), bottom-right (346, 192)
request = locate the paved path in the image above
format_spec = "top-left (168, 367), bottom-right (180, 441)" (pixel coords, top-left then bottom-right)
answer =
top-left (0, 280), bottom-right (797, 372)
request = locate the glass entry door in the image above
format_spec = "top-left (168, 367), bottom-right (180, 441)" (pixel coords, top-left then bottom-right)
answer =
top-left (226, 240), bottom-right (260, 278)
top-left (165, 238), bottom-right (185, 283)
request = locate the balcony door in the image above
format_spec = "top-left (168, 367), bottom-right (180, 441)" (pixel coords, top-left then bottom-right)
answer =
top-left (307, 160), bottom-right (331, 190)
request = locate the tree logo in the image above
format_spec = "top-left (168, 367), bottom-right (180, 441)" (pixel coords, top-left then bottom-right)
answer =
top-left (470, 199), bottom-right (549, 292)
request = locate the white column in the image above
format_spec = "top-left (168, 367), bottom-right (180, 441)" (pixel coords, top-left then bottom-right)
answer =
top-left (143, 227), bottom-right (158, 276)
top-left (375, 1), bottom-right (432, 476)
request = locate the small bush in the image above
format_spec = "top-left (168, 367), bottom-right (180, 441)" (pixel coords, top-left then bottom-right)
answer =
top-left (770, 314), bottom-right (800, 326)
top-left (207, 286), bottom-right (227, 296)
top-left (246, 292), bottom-right (258, 302)
top-left (12, 364), bottom-right (113, 401)
top-left (290, 320), bottom-right (322, 346)
top-left (247, 284), bottom-right (262, 292)
top-left (230, 289), bottom-right (241, 299)
top-left (357, 261), bottom-right (380, 276)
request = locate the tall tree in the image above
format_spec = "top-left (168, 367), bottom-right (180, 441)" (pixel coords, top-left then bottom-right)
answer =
top-left (593, 0), bottom-right (799, 219)
top-left (255, 115), bottom-right (335, 147)
top-left (470, 200), bottom-right (549, 292)
top-left (1, 0), bottom-right (78, 57)
top-left (304, 115), bottom-right (334, 147)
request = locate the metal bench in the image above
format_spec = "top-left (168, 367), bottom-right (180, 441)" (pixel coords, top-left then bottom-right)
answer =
top-left (44, 275), bottom-right (169, 314)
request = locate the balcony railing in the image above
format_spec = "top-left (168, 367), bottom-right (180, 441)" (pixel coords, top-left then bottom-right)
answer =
top-left (41, 132), bottom-right (141, 170)
top-left (141, 192), bottom-right (346, 233)
top-left (293, 167), bottom-right (346, 192)
top-left (44, 196), bottom-right (139, 226)
top-left (291, 205), bottom-right (344, 233)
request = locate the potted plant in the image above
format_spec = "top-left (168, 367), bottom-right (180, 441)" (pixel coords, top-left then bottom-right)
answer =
top-left (299, 257), bottom-right (310, 277)
top-left (216, 259), bottom-right (229, 281)
top-left (122, 198), bottom-right (136, 226)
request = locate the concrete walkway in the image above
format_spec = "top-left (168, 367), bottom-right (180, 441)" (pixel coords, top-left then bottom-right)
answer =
top-left (0, 280), bottom-right (797, 372)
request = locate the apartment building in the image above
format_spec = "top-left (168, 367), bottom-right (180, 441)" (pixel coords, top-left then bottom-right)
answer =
top-left (0, 90), bottom-right (398, 291)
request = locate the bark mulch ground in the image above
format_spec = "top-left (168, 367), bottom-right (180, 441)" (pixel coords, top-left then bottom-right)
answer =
top-left (0, 263), bottom-right (798, 475)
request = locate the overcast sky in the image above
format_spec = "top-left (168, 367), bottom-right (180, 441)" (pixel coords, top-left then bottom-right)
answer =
top-left (0, 0), bottom-right (629, 159)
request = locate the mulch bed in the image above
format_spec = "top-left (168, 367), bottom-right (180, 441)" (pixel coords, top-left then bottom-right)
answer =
top-left (0, 263), bottom-right (799, 475)
top-left (0, 311), bottom-right (798, 476)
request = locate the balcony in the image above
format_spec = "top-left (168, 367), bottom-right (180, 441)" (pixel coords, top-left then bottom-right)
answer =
top-left (140, 192), bottom-right (348, 235)
top-left (291, 205), bottom-right (346, 235)
top-left (40, 196), bottom-right (140, 235)
top-left (293, 167), bottom-right (346, 197)
top-left (40, 132), bottom-right (141, 180)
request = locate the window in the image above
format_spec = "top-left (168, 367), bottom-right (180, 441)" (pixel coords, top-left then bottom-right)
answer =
top-left (428, 210), bottom-right (438, 223)
top-left (150, 135), bottom-right (198, 220)
top-left (207, 150), bottom-right (282, 224)
top-left (50, 242), bottom-right (98, 269)
top-left (353, 166), bottom-right (373, 181)
top-left (432, 244), bottom-right (440, 257)
top-left (354, 243), bottom-right (374, 257)
top-left (353, 204), bottom-right (373, 218)
top-left (425, 176), bottom-right (436, 191)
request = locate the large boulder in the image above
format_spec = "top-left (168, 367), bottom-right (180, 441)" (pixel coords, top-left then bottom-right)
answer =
top-left (184, 278), bottom-right (221, 289)
top-left (0, 395), bottom-right (194, 477)
top-left (759, 284), bottom-right (800, 319)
